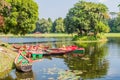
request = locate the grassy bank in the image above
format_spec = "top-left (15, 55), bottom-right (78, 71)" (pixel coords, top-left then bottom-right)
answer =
top-left (105, 33), bottom-right (120, 37)
top-left (0, 42), bottom-right (17, 78)
top-left (0, 33), bottom-right (74, 38)
top-left (0, 33), bottom-right (120, 38)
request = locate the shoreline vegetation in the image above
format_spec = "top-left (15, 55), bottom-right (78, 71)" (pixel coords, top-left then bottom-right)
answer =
top-left (0, 33), bottom-right (119, 43)
top-left (0, 33), bottom-right (120, 38)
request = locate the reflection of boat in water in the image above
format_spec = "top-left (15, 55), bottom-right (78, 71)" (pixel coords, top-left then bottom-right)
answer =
top-left (16, 70), bottom-right (34, 80)
top-left (72, 48), bottom-right (85, 54)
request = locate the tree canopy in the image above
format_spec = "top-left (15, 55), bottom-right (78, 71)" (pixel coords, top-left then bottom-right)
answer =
top-left (64, 1), bottom-right (110, 36)
top-left (0, 0), bottom-right (10, 27)
top-left (1, 0), bottom-right (38, 35)
top-left (52, 17), bottom-right (65, 33)
top-left (35, 18), bottom-right (51, 33)
top-left (108, 4), bottom-right (120, 32)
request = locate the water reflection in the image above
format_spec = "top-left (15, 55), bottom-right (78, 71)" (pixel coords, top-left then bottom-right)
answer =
top-left (2, 37), bottom-right (120, 80)
top-left (16, 71), bottom-right (34, 80)
top-left (63, 42), bottom-right (109, 79)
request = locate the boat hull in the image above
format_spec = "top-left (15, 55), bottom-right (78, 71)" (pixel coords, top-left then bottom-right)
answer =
top-left (45, 48), bottom-right (72, 55)
top-left (15, 63), bottom-right (32, 72)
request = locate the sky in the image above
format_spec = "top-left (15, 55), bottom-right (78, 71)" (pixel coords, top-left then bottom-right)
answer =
top-left (35, 0), bottom-right (120, 21)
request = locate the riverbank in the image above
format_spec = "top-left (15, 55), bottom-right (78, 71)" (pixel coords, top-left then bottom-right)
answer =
top-left (0, 42), bottom-right (17, 78)
top-left (0, 33), bottom-right (120, 38)
top-left (0, 33), bottom-right (74, 38)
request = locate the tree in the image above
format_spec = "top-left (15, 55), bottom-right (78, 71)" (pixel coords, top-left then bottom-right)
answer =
top-left (48, 18), bottom-right (53, 32)
top-left (108, 19), bottom-right (115, 32)
top-left (108, 4), bottom-right (120, 33)
top-left (0, 0), bottom-right (10, 27)
top-left (52, 17), bottom-right (65, 33)
top-left (64, 1), bottom-right (110, 36)
top-left (109, 12), bottom-right (117, 19)
top-left (2, 0), bottom-right (38, 35)
top-left (113, 14), bottom-right (120, 32)
top-left (36, 18), bottom-right (51, 33)
top-left (118, 4), bottom-right (120, 11)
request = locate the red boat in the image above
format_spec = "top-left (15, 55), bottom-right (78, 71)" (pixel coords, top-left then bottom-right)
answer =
top-left (45, 48), bottom-right (71, 55)
top-left (12, 44), bottom-right (22, 49)
top-left (45, 45), bottom-right (78, 55)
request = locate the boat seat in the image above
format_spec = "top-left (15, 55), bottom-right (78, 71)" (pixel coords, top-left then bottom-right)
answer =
top-left (32, 53), bottom-right (43, 60)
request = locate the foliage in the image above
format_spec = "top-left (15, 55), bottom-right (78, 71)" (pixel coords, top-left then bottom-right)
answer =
top-left (52, 17), bottom-right (65, 33)
top-left (0, 0), bottom-right (10, 27)
top-left (113, 14), bottom-right (120, 32)
top-left (64, 42), bottom-right (108, 79)
top-left (48, 18), bottom-right (53, 32)
top-left (108, 12), bottom-right (120, 32)
top-left (108, 4), bottom-right (120, 33)
top-left (1, 0), bottom-right (38, 35)
top-left (72, 33), bottom-right (107, 42)
top-left (64, 1), bottom-right (110, 37)
top-left (108, 18), bottom-right (115, 32)
top-left (35, 18), bottom-right (51, 33)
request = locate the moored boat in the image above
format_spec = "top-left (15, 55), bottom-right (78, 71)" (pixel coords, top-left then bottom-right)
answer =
top-left (45, 48), bottom-right (72, 55)
top-left (14, 51), bottom-right (32, 72)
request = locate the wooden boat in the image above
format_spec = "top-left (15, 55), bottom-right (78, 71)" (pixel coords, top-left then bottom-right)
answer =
top-left (12, 44), bottom-right (22, 49)
top-left (14, 50), bottom-right (32, 72)
top-left (45, 48), bottom-right (72, 55)
top-left (44, 45), bottom-right (78, 55)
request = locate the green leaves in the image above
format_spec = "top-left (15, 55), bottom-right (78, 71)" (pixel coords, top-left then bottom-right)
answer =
top-left (1, 0), bottom-right (38, 35)
top-left (65, 1), bottom-right (109, 36)
top-left (53, 17), bottom-right (65, 33)
top-left (35, 18), bottom-right (52, 33)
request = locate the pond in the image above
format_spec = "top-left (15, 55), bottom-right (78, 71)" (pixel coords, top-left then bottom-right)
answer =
top-left (0, 37), bottom-right (120, 80)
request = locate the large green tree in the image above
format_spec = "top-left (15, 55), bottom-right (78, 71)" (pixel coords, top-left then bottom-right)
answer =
top-left (2, 0), bottom-right (38, 35)
top-left (64, 1), bottom-right (110, 36)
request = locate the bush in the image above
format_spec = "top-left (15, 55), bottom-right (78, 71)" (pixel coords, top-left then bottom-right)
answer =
top-left (72, 33), bottom-right (107, 42)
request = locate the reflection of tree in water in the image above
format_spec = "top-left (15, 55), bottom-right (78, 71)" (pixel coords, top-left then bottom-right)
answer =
top-left (15, 71), bottom-right (34, 80)
top-left (0, 70), bottom-right (34, 80)
top-left (108, 37), bottom-right (120, 44)
top-left (63, 42), bottom-right (109, 79)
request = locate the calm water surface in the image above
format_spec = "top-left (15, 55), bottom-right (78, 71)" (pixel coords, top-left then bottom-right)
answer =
top-left (0, 37), bottom-right (120, 80)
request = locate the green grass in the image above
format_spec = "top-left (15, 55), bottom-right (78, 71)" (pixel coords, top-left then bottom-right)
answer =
top-left (105, 33), bottom-right (120, 37)
top-left (0, 42), bottom-right (17, 74)
top-left (0, 33), bottom-right (74, 38)
top-left (0, 33), bottom-right (120, 38)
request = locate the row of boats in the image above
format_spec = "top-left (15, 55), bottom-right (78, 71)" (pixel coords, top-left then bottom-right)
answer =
top-left (13, 44), bottom-right (85, 72)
